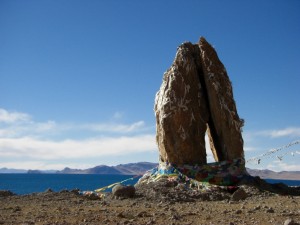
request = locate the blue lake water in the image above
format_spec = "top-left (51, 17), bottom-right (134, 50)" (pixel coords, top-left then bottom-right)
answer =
top-left (0, 174), bottom-right (299, 195)
top-left (0, 174), bottom-right (141, 195)
top-left (264, 179), bottom-right (300, 186)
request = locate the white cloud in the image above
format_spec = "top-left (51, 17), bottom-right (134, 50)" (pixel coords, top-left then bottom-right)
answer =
top-left (267, 160), bottom-right (300, 172)
top-left (81, 121), bottom-right (146, 133)
top-left (244, 146), bottom-right (258, 152)
top-left (0, 108), bottom-right (150, 139)
top-left (0, 120), bottom-right (59, 138)
top-left (0, 161), bottom-right (98, 171)
top-left (256, 127), bottom-right (300, 138)
top-left (269, 127), bottom-right (300, 138)
top-left (0, 108), bottom-right (157, 170)
top-left (0, 135), bottom-right (157, 160)
top-left (0, 108), bottom-right (31, 123)
top-left (113, 112), bottom-right (123, 120)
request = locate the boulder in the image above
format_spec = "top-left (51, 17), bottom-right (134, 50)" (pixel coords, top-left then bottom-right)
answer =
top-left (231, 188), bottom-right (247, 201)
top-left (0, 190), bottom-right (15, 197)
top-left (112, 184), bottom-right (135, 198)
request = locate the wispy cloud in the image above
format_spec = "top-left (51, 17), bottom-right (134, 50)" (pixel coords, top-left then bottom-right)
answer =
top-left (0, 108), bottom-right (157, 170)
top-left (0, 135), bottom-right (156, 160)
top-left (80, 121), bottom-right (146, 133)
top-left (254, 127), bottom-right (300, 138)
top-left (0, 161), bottom-right (96, 170)
top-left (0, 108), bottom-right (151, 139)
top-left (0, 108), bottom-right (31, 123)
top-left (267, 160), bottom-right (300, 172)
top-left (112, 111), bottom-right (123, 120)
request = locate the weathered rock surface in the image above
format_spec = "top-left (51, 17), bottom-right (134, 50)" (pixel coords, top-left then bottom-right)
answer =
top-left (284, 218), bottom-right (300, 225)
top-left (231, 188), bottom-right (248, 201)
top-left (0, 190), bottom-right (15, 197)
top-left (112, 184), bottom-right (135, 198)
top-left (199, 37), bottom-right (244, 161)
top-left (155, 37), bottom-right (244, 165)
top-left (155, 42), bottom-right (209, 165)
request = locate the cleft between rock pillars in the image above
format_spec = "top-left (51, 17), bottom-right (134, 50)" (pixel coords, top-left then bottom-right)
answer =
top-left (155, 37), bottom-right (245, 166)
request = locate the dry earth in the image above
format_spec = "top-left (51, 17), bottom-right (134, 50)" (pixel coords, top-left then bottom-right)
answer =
top-left (0, 181), bottom-right (300, 225)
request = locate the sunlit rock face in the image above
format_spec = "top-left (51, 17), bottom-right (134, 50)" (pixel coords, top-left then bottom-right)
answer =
top-left (199, 37), bottom-right (244, 162)
top-left (155, 42), bottom-right (209, 165)
top-left (155, 37), bottom-right (244, 165)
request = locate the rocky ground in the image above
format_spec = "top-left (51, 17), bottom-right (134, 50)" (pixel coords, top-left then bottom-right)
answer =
top-left (0, 178), bottom-right (300, 225)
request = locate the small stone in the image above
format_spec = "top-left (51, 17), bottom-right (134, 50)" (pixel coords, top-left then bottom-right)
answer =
top-left (170, 213), bottom-right (180, 220)
top-left (266, 208), bottom-right (275, 213)
top-left (136, 211), bottom-right (152, 218)
top-left (146, 219), bottom-right (155, 225)
top-left (231, 188), bottom-right (247, 201)
top-left (13, 206), bottom-right (21, 212)
top-left (223, 209), bottom-right (229, 214)
top-left (0, 190), bottom-right (15, 197)
top-left (117, 212), bottom-right (125, 218)
top-left (284, 218), bottom-right (298, 225)
top-left (70, 189), bottom-right (80, 194)
top-left (254, 205), bottom-right (261, 210)
top-left (85, 192), bottom-right (99, 200)
top-left (122, 220), bottom-right (130, 224)
top-left (144, 203), bottom-right (151, 208)
top-left (236, 209), bottom-right (242, 214)
top-left (45, 188), bottom-right (53, 193)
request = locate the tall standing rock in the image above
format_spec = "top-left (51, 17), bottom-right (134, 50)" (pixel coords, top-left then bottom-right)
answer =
top-left (155, 37), bottom-right (244, 166)
top-left (155, 42), bottom-right (209, 165)
top-left (199, 37), bottom-right (244, 161)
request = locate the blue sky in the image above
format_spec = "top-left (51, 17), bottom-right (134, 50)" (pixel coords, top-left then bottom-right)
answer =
top-left (1, 0), bottom-right (300, 171)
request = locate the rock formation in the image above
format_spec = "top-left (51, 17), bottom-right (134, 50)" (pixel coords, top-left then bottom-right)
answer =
top-left (155, 37), bottom-right (244, 165)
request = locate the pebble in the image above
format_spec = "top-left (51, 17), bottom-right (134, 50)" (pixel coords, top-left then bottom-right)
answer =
top-left (136, 211), bottom-right (152, 217)
top-left (13, 206), bottom-right (22, 212)
top-left (146, 219), bottom-right (155, 225)
top-left (144, 203), bottom-right (152, 208)
top-left (284, 218), bottom-right (298, 225)
top-left (117, 212), bottom-right (125, 218)
top-left (254, 205), bottom-right (261, 210)
top-left (235, 209), bottom-right (242, 214)
top-left (45, 188), bottom-right (53, 193)
top-left (266, 207), bottom-right (275, 213)
top-left (223, 209), bottom-right (229, 214)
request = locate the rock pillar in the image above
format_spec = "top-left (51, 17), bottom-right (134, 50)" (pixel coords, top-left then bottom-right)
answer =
top-left (155, 37), bottom-right (244, 165)
top-left (199, 37), bottom-right (244, 161)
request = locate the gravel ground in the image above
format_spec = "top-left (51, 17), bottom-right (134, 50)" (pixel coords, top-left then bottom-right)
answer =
top-left (0, 179), bottom-right (299, 225)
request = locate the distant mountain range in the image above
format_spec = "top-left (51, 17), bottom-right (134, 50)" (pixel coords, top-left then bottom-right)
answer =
top-left (0, 162), bottom-right (157, 175)
top-left (56, 162), bottom-right (156, 175)
top-left (246, 168), bottom-right (300, 180)
top-left (1, 162), bottom-right (300, 180)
